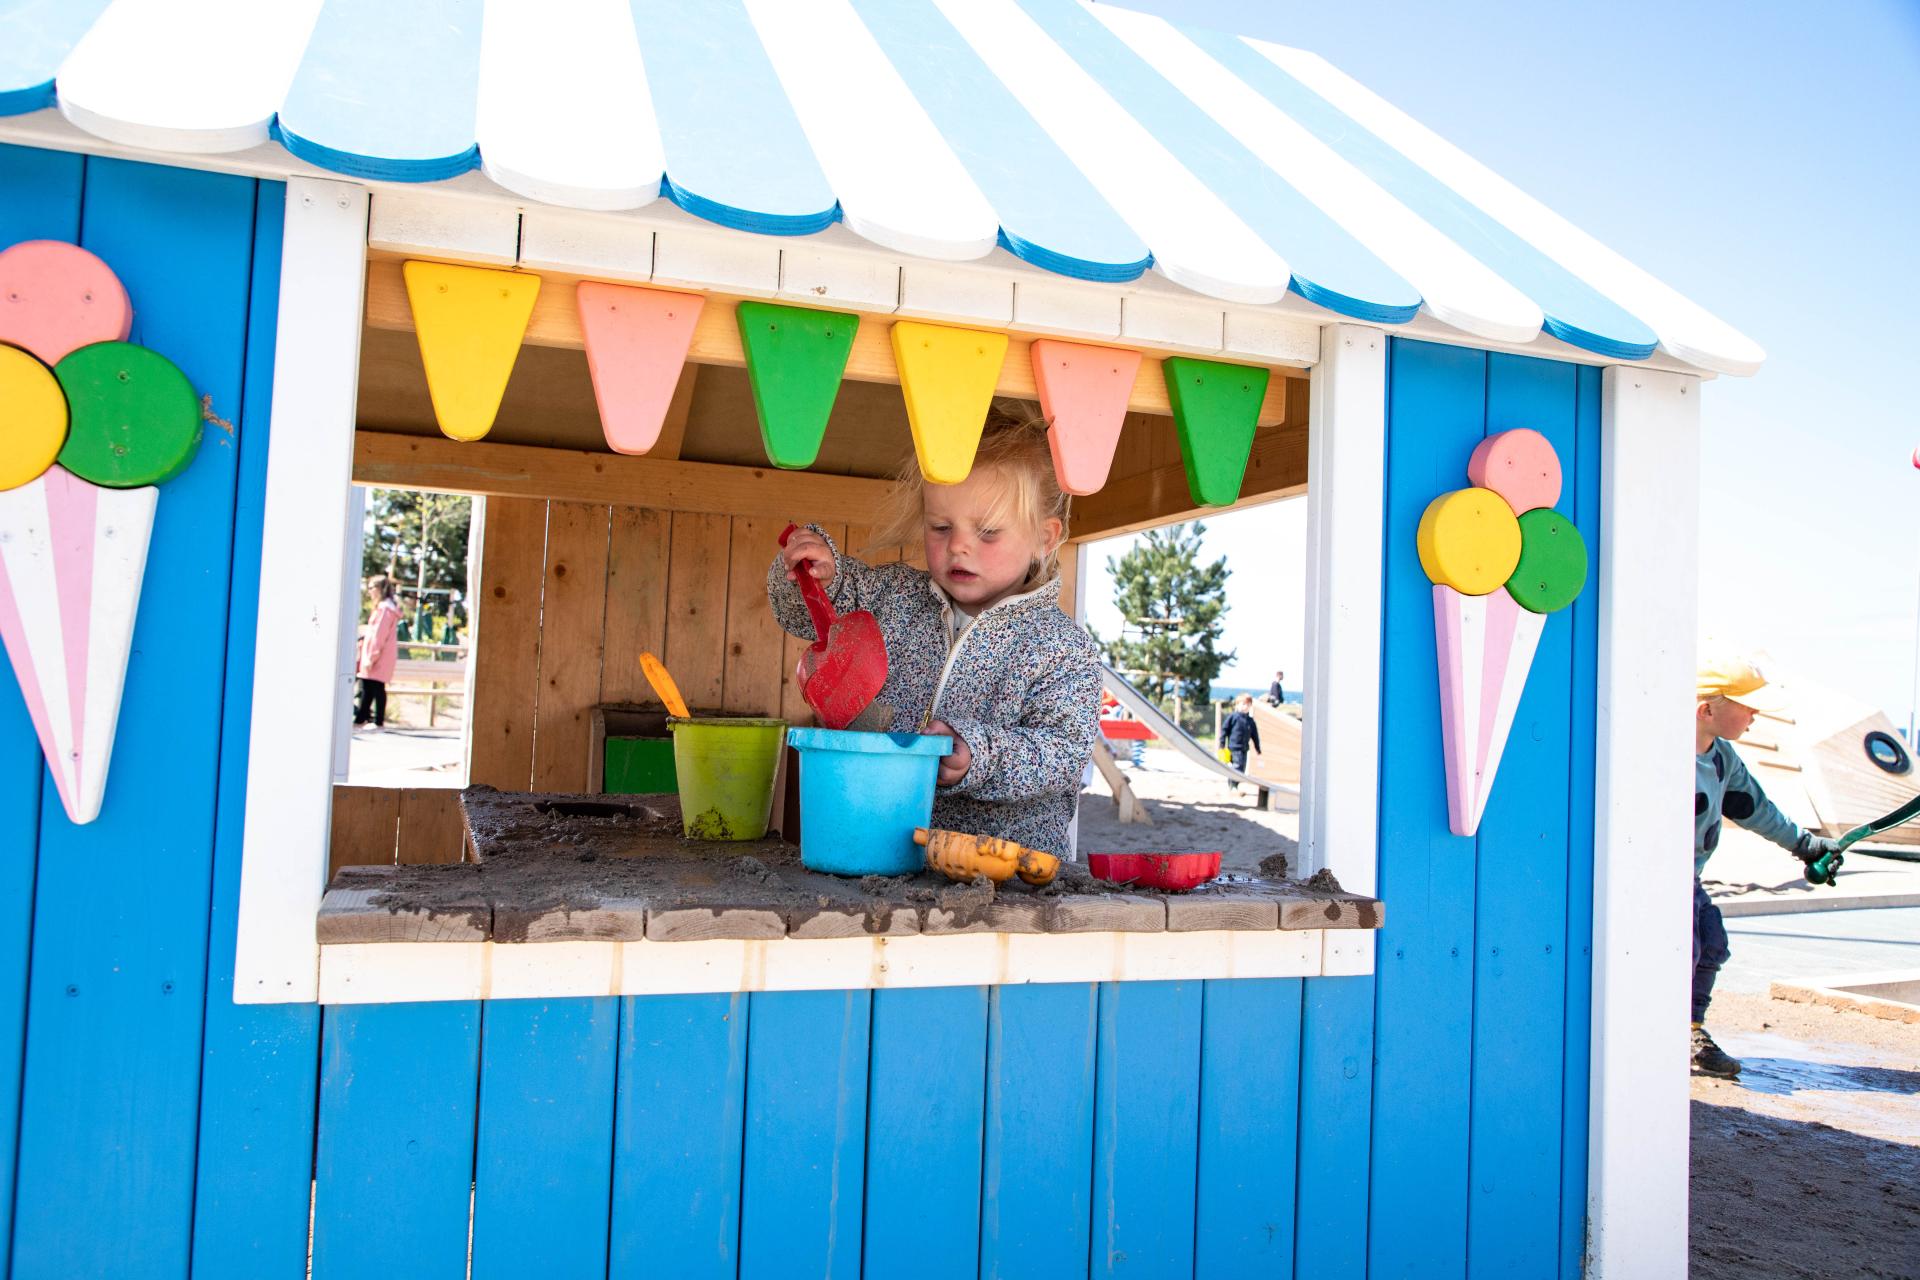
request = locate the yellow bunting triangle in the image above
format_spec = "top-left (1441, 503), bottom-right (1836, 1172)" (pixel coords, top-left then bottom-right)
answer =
top-left (891, 320), bottom-right (1009, 484)
top-left (402, 261), bottom-right (541, 442)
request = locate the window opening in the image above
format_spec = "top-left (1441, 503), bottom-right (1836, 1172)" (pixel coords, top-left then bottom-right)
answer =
top-left (344, 485), bottom-right (474, 788)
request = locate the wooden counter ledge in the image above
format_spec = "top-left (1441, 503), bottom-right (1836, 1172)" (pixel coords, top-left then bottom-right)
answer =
top-left (316, 786), bottom-right (1382, 946)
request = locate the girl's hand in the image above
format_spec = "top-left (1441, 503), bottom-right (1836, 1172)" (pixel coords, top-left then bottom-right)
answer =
top-left (926, 718), bottom-right (972, 785)
top-left (780, 526), bottom-right (836, 586)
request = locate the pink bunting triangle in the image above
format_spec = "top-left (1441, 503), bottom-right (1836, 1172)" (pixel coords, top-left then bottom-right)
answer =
top-left (1030, 338), bottom-right (1142, 496)
top-left (577, 282), bottom-right (704, 455)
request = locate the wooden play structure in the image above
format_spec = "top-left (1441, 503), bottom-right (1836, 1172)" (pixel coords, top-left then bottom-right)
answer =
top-left (0, 3), bottom-right (1762, 1276)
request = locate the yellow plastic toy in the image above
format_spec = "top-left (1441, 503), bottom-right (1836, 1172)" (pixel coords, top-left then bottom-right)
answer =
top-left (1416, 486), bottom-right (1522, 595)
top-left (915, 827), bottom-right (1060, 887)
top-left (0, 344), bottom-right (69, 491)
top-left (402, 260), bottom-right (541, 442)
top-left (890, 320), bottom-right (1009, 484)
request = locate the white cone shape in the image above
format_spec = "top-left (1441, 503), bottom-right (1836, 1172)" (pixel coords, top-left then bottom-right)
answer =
top-left (1433, 584), bottom-right (1544, 837)
top-left (0, 466), bottom-right (156, 824)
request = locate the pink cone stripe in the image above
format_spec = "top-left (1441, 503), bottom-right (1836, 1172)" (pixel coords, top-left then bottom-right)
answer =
top-left (1432, 584), bottom-right (1478, 836)
top-left (577, 281), bottom-right (703, 455)
top-left (1030, 338), bottom-right (1142, 496)
top-left (1466, 587), bottom-right (1544, 834)
top-left (0, 474), bottom-right (80, 814)
top-left (0, 467), bottom-right (155, 824)
top-left (0, 533), bottom-right (73, 816)
top-left (44, 467), bottom-right (99, 800)
top-left (76, 482), bottom-right (155, 824)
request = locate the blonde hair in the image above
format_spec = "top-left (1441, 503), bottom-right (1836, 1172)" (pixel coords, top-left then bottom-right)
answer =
top-left (872, 401), bottom-right (1071, 586)
top-left (1234, 693), bottom-right (1254, 710)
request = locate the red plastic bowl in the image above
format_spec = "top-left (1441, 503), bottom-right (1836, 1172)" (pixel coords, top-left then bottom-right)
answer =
top-left (1087, 852), bottom-right (1223, 892)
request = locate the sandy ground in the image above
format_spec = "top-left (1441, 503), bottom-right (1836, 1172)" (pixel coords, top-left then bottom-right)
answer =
top-left (1076, 745), bottom-right (1300, 873)
top-left (1692, 990), bottom-right (1920, 1278)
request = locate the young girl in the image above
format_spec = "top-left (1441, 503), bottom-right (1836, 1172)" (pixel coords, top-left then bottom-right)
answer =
top-left (768, 405), bottom-right (1102, 858)
top-left (353, 575), bottom-right (402, 729)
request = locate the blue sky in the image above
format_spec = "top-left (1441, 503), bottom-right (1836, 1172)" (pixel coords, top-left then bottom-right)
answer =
top-left (1090, 0), bottom-right (1920, 725)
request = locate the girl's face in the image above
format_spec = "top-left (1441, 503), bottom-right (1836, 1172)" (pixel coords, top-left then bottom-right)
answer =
top-left (922, 468), bottom-right (1061, 611)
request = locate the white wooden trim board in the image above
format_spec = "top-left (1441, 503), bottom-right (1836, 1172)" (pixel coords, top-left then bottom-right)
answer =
top-left (1587, 365), bottom-right (1701, 1278)
top-left (232, 177), bottom-right (370, 1004)
top-left (1301, 323), bottom-right (1385, 894)
top-left (317, 926), bottom-right (1354, 1005)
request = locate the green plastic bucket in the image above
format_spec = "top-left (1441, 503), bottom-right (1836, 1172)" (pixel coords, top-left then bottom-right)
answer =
top-left (667, 717), bottom-right (788, 841)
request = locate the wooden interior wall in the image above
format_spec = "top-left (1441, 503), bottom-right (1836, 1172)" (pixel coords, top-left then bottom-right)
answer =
top-left (331, 506), bottom-right (924, 863)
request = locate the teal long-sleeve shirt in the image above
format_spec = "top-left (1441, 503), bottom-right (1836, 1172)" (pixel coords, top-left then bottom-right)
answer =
top-left (1695, 738), bottom-right (1804, 876)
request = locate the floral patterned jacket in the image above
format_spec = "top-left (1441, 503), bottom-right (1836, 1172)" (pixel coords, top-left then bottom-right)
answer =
top-left (766, 528), bottom-right (1101, 857)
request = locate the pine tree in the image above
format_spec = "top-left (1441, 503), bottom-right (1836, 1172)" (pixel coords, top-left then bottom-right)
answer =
top-left (361, 488), bottom-right (472, 634)
top-left (1101, 522), bottom-right (1233, 708)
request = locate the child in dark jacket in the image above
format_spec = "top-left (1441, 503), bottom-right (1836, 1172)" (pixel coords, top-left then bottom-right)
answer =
top-left (769, 407), bottom-right (1101, 857)
top-left (1220, 693), bottom-right (1262, 791)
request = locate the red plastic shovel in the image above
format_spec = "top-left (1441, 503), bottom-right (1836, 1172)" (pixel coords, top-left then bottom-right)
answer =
top-left (778, 524), bottom-right (888, 730)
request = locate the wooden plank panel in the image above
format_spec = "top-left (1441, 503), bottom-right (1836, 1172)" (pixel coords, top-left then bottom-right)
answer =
top-left (980, 983), bottom-right (1098, 1278)
top-left (397, 787), bottom-right (468, 864)
top-left (1293, 975), bottom-right (1374, 1280)
top-left (1467, 353), bottom-right (1577, 1278)
top-left (355, 431), bottom-right (894, 527)
top-left (1196, 978), bottom-right (1303, 1278)
top-left (532, 501), bottom-right (611, 791)
top-left (609, 993), bottom-right (750, 1279)
top-left (1560, 364), bottom-right (1601, 1280)
top-left (723, 516), bottom-right (786, 716)
top-left (862, 987), bottom-right (990, 1280)
top-left (664, 511), bottom-right (731, 709)
top-left (0, 141), bottom-right (81, 1280)
top-left (471, 998), bottom-right (619, 1279)
top-left (364, 255), bottom-right (1297, 424)
top-left (601, 505), bottom-right (671, 705)
top-left (193, 183), bottom-right (325, 1278)
top-left (1091, 980), bottom-right (1203, 1277)
top-left (312, 1001), bottom-right (483, 1278)
top-left (1072, 424), bottom-right (1308, 542)
top-left (468, 497), bottom-right (547, 789)
top-left (11, 158), bottom-right (256, 1278)
top-left (1364, 339), bottom-right (1485, 1278)
top-left (738, 990), bottom-right (871, 1279)
top-left (329, 785), bottom-right (399, 874)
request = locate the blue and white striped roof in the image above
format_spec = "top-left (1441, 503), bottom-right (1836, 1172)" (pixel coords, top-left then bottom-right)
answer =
top-left (0, 0), bottom-right (1763, 375)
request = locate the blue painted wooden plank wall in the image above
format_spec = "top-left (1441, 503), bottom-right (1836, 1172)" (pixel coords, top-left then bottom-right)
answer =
top-left (0, 142), bottom-right (83, 1280)
top-left (190, 179), bottom-right (327, 1280)
top-left (1372, 338), bottom-right (1599, 1280)
top-left (11, 154), bottom-right (258, 1279)
top-left (0, 147), bottom-right (1603, 1280)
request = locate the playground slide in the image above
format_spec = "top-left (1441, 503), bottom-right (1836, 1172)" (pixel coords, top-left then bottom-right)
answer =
top-left (1099, 665), bottom-right (1300, 810)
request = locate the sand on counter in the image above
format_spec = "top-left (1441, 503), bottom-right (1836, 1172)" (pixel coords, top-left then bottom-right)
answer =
top-left (1077, 745), bottom-right (1300, 875)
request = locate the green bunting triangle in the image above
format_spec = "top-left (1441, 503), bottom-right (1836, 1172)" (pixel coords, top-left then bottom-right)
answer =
top-left (1162, 356), bottom-right (1270, 506)
top-left (736, 301), bottom-right (860, 469)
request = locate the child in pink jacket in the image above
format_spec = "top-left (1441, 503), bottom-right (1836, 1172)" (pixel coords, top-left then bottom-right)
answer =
top-left (354, 576), bottom-right (402, 729)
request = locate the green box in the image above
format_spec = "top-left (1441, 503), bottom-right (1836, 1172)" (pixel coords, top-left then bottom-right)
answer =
top-left (604, 736), bottom-right (677, 796)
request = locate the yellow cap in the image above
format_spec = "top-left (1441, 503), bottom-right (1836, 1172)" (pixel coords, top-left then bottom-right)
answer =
top-left (1697, 654), bottom-right (1791, 715)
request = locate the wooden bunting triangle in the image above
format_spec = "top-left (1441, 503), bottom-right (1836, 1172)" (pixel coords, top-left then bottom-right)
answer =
top-left (736, 301), bottom-right (859, 469)
top-left (892, 321), bottom-right (1009, 485)
top-left (402, 261), bottom-right (541, 442)
top-left (1161, 356), bottom-right (1270, 507)
top-left (577, 282), bottom-right (704, 455)
top-left (1030, 338), bottom-right (1141, 497)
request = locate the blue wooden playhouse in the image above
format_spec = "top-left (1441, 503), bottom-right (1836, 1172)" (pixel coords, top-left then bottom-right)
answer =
top-left (0, 2), bottom-right (1748, 1276)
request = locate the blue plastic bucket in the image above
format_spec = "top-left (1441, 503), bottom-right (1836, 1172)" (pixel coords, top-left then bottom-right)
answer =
top-left (785, 728), bottom-right (953, 875)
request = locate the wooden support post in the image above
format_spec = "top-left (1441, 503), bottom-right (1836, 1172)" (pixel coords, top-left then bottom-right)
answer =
top-left (1588, 367), bottom-right (1700, 1279)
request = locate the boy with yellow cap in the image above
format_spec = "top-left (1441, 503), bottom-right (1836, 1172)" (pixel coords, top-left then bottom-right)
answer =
top-left (1691, 654), bottom-right (1843, 1077)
